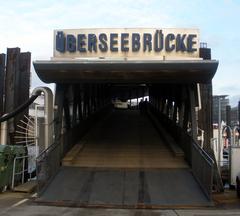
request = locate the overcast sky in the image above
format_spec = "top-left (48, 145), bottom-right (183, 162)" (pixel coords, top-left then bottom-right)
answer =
top-left (0, 0), bottom-right (239, 105)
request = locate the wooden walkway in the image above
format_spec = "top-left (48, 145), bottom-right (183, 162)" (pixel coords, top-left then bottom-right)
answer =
top-left (39, 110), bottom-right (211, 207)
top-left (38, 167), bottom-right (211, 207)
top-left (63, 110), bottom-right (188, 169)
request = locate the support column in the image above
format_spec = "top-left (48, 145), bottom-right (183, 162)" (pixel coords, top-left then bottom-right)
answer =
top-left (189, 85), bottom-right (197, 142)
top-left (78, 84), bottom-right (83, 121)
top-left (72, 85), bottom-right (78, 126)
top-left (172, 102), bottom-right (178, 123)
top-left (54, 84), bottom-right (65, 157)
top-left (63, 86), bottom-right (71, 130)
top-left (198, 83), bottom-right (213, 149)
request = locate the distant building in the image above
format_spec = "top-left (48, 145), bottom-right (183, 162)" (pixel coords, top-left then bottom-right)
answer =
top-left (231, 106), bottom-right (239, 126)
top-left (212, 95), bottom-right (229, 124)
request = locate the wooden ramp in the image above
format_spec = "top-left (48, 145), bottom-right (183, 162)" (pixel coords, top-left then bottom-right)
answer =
top-left (63, 110), bottom-right (188, 169)
top-left (37, 167), bottom-right (212, 208)
top-left (38, 110), bottom-right (211, 207)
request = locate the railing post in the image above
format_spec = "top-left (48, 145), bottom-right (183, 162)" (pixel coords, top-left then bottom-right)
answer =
top-left (11, 158), bottom-right (16, 189)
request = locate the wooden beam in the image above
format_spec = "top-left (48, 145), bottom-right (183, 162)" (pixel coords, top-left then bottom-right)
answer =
top-left (172, 102), bottom-right (178, 124)
top-left (189, 85), bottom-right (197, 142)
top-left (15, 52), bottom-right (31, 130)
top-left (5, 48), bottom-right (21, 143)
top-left (0, 54), bottom-right (6, 115)
top-left (54, 84), bottom-right (65, 158)
top-left (72, 85), bottom-right (78, 126)
top-left (63, 97), bottom-right (71, 130)
top-left (198, 83), bottom-right (213, 149)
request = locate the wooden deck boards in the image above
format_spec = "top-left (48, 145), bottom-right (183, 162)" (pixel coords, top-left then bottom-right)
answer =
top-left (63, 110), bottom-right (188, 169)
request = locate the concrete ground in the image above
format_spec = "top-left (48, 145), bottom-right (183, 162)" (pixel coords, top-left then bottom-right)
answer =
top-left (0, 191), bottom-right (240, 216)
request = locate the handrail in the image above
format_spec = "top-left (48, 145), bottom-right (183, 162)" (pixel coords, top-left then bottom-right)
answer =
top-left (0, 92), bottom-right (41, 123)
top-left (191, 138), bottom-right (214, 199)
top-left (192, 140), bottom-right (214, 165)
top-left (36, 139), bottom-right (58, 160)
top-left (149, 105), bottom-right (214, 199)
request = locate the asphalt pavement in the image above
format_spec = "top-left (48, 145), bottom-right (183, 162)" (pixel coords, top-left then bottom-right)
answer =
top-left (0, 191), bottom-right (240, 216)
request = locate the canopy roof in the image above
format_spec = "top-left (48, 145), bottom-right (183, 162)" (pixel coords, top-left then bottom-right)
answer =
top-left (33, 59), bottom-right (218, 84)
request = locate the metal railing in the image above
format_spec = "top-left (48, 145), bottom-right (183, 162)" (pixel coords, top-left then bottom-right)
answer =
top-left (192, 141), bottom-right (214, 200)
top-left (36, 105), bottom-right (112, 195)
top-left (11, 155), bottom-right (28, 190)
top-left (36, 141), bottom-right (61, 195)
top-left (149, 107), bottom-right (192, 164)
top-left (149, 106), bottom-right (214, 200)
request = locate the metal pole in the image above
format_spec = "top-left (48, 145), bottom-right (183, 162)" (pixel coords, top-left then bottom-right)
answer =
top-left (32, 87), bottom-right (53, 150)
top-left (218, 98), bottom-right (221, 168)
top-left (22, 158), bottom-right (25, 184)
top-left (0, 115), bottom-right (8, 145)
top-left (11, 158), bottom-right (16, 189)
top-left (224, 125), bottom-right (233, 186)
top-left (35, 105), bottom-right (40, 157)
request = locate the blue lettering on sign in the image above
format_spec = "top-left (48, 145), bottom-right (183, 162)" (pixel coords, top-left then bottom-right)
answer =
top-left (176, 34), bottom-right (186, 52)
top-left (66, 35), bottom-right (76, 52)
top-left (187, 34), bottom-right (197, 52)
top-left (132, 33), bottom-right (140, 52)
top-left (165, 34), bottom-right (175, 52)
top-left (143, 33), bottom-right (152, 52)
top-left (56, 30), bottom-right (198, 54)
top-left (121, 33), bottom-right (129, 52)
top-left (110, 33), bottom-right (118, 52)
top-left (154, 30), bottom-right (164, 52)
top-left (88, 34), bottom-right (97, 52)
top-left (56, 31), bottom-right (65, 52)
top-left (99, 33), bottom-right (108, 52)
top-left (78, 34), bottom-right (86, 52)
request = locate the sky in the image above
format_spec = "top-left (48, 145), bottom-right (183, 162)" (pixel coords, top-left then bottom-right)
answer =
top-left (0, 0), bottom-right (240, 106)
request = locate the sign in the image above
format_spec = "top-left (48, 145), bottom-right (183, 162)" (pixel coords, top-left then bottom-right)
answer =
top-left (53, 28), bottom-right (200, 59)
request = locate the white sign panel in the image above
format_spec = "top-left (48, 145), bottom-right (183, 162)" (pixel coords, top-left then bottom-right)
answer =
top-left (231, 146), bottom-right (240, 186)
top-left (53, 28), bottom-right (200, 59)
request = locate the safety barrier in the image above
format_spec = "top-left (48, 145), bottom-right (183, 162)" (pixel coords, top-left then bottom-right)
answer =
top-left (36, 141), bottom-right (60, 195)
top-left (149, 106), bottom-right (214, 200)
top-left (36, 105), bottom-right (112, 195)
top-left (192, 141), bottom-right (214, 199)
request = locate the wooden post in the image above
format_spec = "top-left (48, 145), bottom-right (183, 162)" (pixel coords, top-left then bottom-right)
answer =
top-left (136, 87), bottom-right (139, 107)
top-left (5, 48), bottom-right (21, 144)
top-left (198, 83), bottom-right (213, 149)
top-left (77, 84), bottom-right (83, 121)
top-left (54, 84), bottom-right (65, 157)
top-left (189, 85), bottom-right (197, 142)
top-left (72, 85), bottom-right (78, 126)
top-left (15, 52), bottom-right (31, 128)
top-left (198, 83), bottom-right (224, 192)
top-left (63, 88), bottom-right (71, 130)
top-left (83, 84), bottom-right (88, 118)
top-left (172, 102), bottom-right (178, 124)
top-left (0, 54), bottom-right (6, 116)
